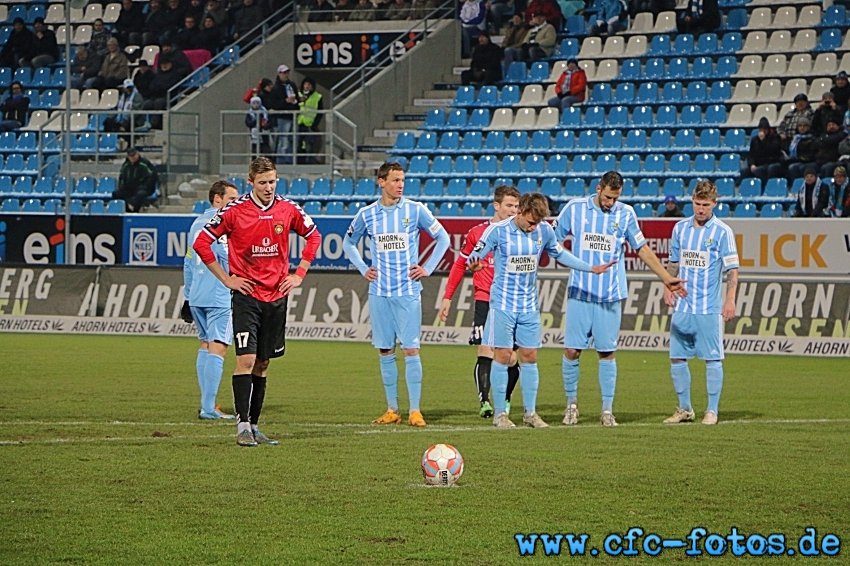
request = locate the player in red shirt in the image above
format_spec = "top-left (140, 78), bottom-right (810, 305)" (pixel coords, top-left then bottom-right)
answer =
top-left (438, 185), bottom-right (521, 418)
top-left (193, 157), bottom-right (321, 447)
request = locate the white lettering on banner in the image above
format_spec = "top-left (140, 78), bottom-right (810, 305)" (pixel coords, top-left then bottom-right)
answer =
top-left (507, 255), bottom-right (537, 273)
top-left (374, 232), bottom-right (409, 252)
top-left (580, 232), bottom-right (615, 253)
top-left (682, 249), bottom-right (708, 270)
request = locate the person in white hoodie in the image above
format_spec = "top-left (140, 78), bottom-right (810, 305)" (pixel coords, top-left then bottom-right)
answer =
top-left (460, 0), bottom-right (487, 57)
top-left (104, 78), bottom-right (145, 135)
top-left (245, 95), bottom-right (271, 157)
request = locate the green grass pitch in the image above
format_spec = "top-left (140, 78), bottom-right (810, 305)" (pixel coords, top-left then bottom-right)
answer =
top-left (0, 334), bottom-right (848, 565)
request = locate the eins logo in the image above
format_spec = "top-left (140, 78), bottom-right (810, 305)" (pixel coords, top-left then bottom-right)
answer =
top-left (296, 34), bottom-right (354, 67)
top-left (23, 219), bottom-right (116, 264)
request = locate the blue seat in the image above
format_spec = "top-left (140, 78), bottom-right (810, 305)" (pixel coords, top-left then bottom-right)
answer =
top-left (477, 154), bottom-right (498, 174)
top-left (50, 68), bottom-right (66, 89)
top-left (633, 203), bottom-right (653, 217)
top-left (528, 62), bottom-right (549, 83)
top-left (393, 131), bottom-right (415, 151)
top-left (498, 85), bottom-right (520, 105)
top-left (439, 131), bottom-right (460, 151)
top-left (96, 177), bottom-right (116, 197)
top-left (673, 129), bottom-right (696, 149)
top-left (663, 178), bottom-right (685, 197)
top-left (685, 81), bottom-right (708, 103)
top-left (703, 104), bottom-right (726, 125)
top-left (468, 109), bottom-right (491, 129)
top-left (668, 154), bottom-right (690, 174)
top-left (309, 178), bottom-right (331, 195)
top-left (452, 86), bottom-right (475, 107)
top-left (814, 28), bottom-right (843, 52)
top-left (476, 85), bottom-right (498, 106)
top-left (734, 202), bottom-right (757, 217)
top-left (624, 129), bottom-right (646, 150)
top-left (273, 178), bottom-right (289, 195)
top-left (507, 131), bottom-right (528, 151)
top-left (2, 153), bottom-right (23, 174)
top-left (553, 131), bottom-right (575, 150)
top-left (582, 106), bottom-right (605, 128)
top-left (631, 105), bottom-right (653, 127)
top-left (461, 131), bottom-right (482, 151)
top-left (21, 155), bottom-right (37, 174)
top-left (594, 154), bottom-right (616, 173)
top-left (354, 178), bottom-right (375, 196)
top-left (27, 4), bottom-right (46, 24)
top-left (577, 130), bottom-right (598, 150)
top-left (407, 155), bottom-right (429, 174)
top-left (699, 128), bottom-right (722, 149)
top-left (618, 59), bottom-right (641, 81)
top-left (484, 131), bottom-right (505, 151)
top-left (681, 203), bottom-right (694, 216)
top-left (324, 201), bottom-right (345, 215)
top-left (423, 109), bottom-right (445, 129)
top-left (0, 198), bottom-right (20, 212)
top-left (446, 178), bottom-right (467, 197)
top-left (644, 58), bottom-right (665, 80)
top-left (672, 34), bottom-right (694, 55)
top-left (87, 199), bottom-right (106, 214)
top-left (33, 176), bottom-right (55, 195)
top-left (192, 200), bottom-right (206, 214)
top-left (720, 32), bottom-right (742, 53)
top-left (425, 202), bottom-right (438, 215)
top-left (759, 203), bottom-right (784, 217)
top-left (517, 178), bottom-right (538, 194)
top-left (99, 133), bottom-right (118, 153)
top-left (540, 178), bottom-right (561, 197)
top-left (348, 201), bottom-right (365, 215)
top-left (607, 106), bottom-right (628, 128)
top-left (288, 177), bottom-right (309, 196)
top-left (72, 133), bottom-right (97, 153)
top-left (724, 128), bottom-right (747, 150)
top-left (431, 155), bottom-right (452, 175)
top-left (530, 130), bottom-right (550, 151)
top-left (12, 176), bottom-right (32, 195)
top-left (571, 154), bottom-right (593, 175)
top-left (560, 107), bottom-right (581, 128)
top-left (564, 178), bottom-right (585, 197)
top-left (74, 176), bottom-right (96, 196)
top-left (556, 37), bottom-right (580, 59)
top-left (524, 154), bottom-right (545, 174)
top-left (469, 178), bottom-right (490, 196)
top-left (8, 5), bottom-right (28, 23)
top-left (695, 33), bottom-right (719, 55)
top-left (714, 56), bottom-right (737, 78)
top-left (216, 45), bottom-right (240, 65)
top-left (21, 197), bottom-right (43, 212)
top-left (666, 57), bottom-right (688, 79)
top-left (505, 61), bottom-right (526, 82)
top-left (738, 178), bottom-right (761, 198)
top-left (590, 83), bottom-right (612, 105)
top-left (763, 178), bottom-right (788, 198)
top-left (709, 80), bottom-right (732, 102)
top-left (614, 83), bottom-right (634, 104)
top-left (332, 178), bottom-right (354, 196)
top-left (0, 68), bottom-right (11, 89)
top-left (680, 106), bottom-right (701, 127)
top-left (601, 129), bottom-right (622, 150)
top-left (693, 153), bottom-right (715, 173)
top-left (302, 201), bottom-right (322, 216)
top-left (500, 155), bottom-right (521, 174)
top-left (0, 176), bottom-right (11, 195)
top-left (565, 15), bottom-right (586, 36)
top-left (445, 109), bottom-right (467, 129)
top-left (714, 202), bottom-right (731, 217)
top-left (718, 153), bottom-right (740, 174)
top-left (643, 154), bottom-right (665, 174)
top-left (715, 178), bottom-right (736, 199)
top-left (649, 129), bottom-right (671, 150)
top-left (31, 68), bottom-right (52, 88)
top-left (0, 132), bottom-right (15, 151)
top-left (820, 6), bottom-right (846, 28)
top-left (691, 57), bottom-right (713, 79)
top-left (12, 67), bottom-right (32, 87)
top-left (547, 154), bottom-right (569, 174)
top-left (660, 81), bottom-right (683, 103)
top-left (721, 8), bottom-right (747, 30)
top-left (461, 203), bottom-right (483, 217)
top-left (405, 179), bottom-right (421, 196)
top-left (440, 202), bottom-right (459, 216)
top-left (416, 132), bottom-right (437, 151)
top-left (620, 154), bottom-right (640, 174)
top-left (655, 105), bottom-right (678, 127)
top-left (646, 34), bottom-right (670, 56)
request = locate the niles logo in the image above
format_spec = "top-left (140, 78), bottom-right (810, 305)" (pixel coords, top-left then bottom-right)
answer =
top-left (23, 219), bottom-right (116, 264)
top-left (130, 228), bottom-right (157, 265)
top-left (296, 34), bottom-right (354, 67)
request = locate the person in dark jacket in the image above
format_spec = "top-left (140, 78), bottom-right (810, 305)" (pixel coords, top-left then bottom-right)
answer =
top-left (159, 43), bottom-right (193, 79)
top-left (0, 18), bottom-right (36, 69)
top-left (677, 0), bottom-right (719, 35)
top-left (659, 195), bottom-right (685, 218)
top-left (193, 16), bottom-right (224, 53)
top-left (133, 60), bottom-right (155, 99)
top-left (831, 71), bottom-right (850, 112)
top-left (829, 166), bottom-right (850, 217)
top-left (117, 0), bottom-right (146, 47)
top-left (266, 64), bottom-right (299, 165)
top-left (793, 167), bottom-right (830, 217)
top-left (296, 76), bottom-right (323, 164)
top-left (173, 15), bottom-right (201, 50)
top-left (740, 117), bottom-right (784, 185)
top-left (143, 56), bottom-right (185, 128)
top-left (811, 92), bottom-right (843, 136)
top-left (20, 18), bottom-right (59, 68)
top-left (461, 32), bottom-right (503, 86)
top-left (114, 147), bottom-right (159, 212)
top-left (0, 82), bottom-right (30, 132)
top-left (232, 0), bottom-right (266, 46)
top-left (161, 0), bottom-right (186, 44)
top-left (70, 46), bottom-right (103, 90)
top-left (308, 0), bottom-right (335, 21)
top-left (185, 0), bottom-right (206, 23)
top-left (813, 119), bottom-right (847, 178)
top-left (141, 0), bottom-right (171, 46)
top-left (786, 118), bottom-right (816, 179)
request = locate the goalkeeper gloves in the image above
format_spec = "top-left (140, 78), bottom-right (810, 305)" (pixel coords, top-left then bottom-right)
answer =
top-left (180, 300), bottom-right (194, 324)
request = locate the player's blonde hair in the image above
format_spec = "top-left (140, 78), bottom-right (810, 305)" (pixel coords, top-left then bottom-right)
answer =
top-left (518, 192), bottom-right (550, 221)
top-left (494, 184), bottom-right (520, 203)
top-left (248, 157), bottom-right (276, 181)
top-left (692, 180), bottom-right (718, 202)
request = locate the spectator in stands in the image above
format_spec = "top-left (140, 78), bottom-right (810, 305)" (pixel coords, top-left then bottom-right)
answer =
top-left (20, 18), bottom-right (59, 69)
top-left (144, 55), bottom-right (184, 127)
top-left (141, 0), bottom-right (170, 46)
top-left (792, 167), bottom-right (830, 218)
top-left (0, 18), bottom-right (35, 70)
top-left (71, 46), bottom-right (103, 90)
top-left (374, 0), bottom-right (394, 20)
top-left (297, 77), bottom-right (323, 164)
top-left (676, 0), bottom-right (719, 35)
top-left (547, 57), bottom-right (587, 110)
top-left (830, 166), bottom-right (850, 217)
top-left (186, 0), bottom-right (206, 23)
top-left (589, 0), bottom-right (628, 36)
top-left (831, 71), bottom-right (850, 112)
top-left (460, 0), bottom-right (488, 57)
top-left (246, 96), bottom-right (272, 156)
top-left (162, 0), bottom-right (187, 44)
top-left (0, 82), bottom-right (30, 132)
top-left (740, 117), bottom-right (784, 186)
top-left (115, 147), bottom-right (159, 213)
top-left (813, 119), bottom-right (847, 179)
top-left (104, 79), bottom-right (145, 133)
top-left (335, 0), bottom-right (355, 21)
top-left (134, 60), bottom-right (156, 99)
top-left (174, 16), bottom-right (201, 50)
top-left (88, 38), bottom-right (130, 91)
top-left (267, 64), bottom-right (300, 165)
top-left (194, 16), bottom-right (225, 52)
top-left (786, 118), bottom-right (816, 179)
top-left (257, 77), bottom-right (275, 110)
top-left (233, 0), bottom-right (267, 46)
top-left (501, 14), bottom-right (529, 51)
top-left (117, 0), bottom-right (146, 47)
top-left (160, 43), bottom-right (194, 78)
top-left (503, 11), bottom-right (556, 66)
top-left (461, 31), bottom-right (502, 86)
top-left (89, 19), bottom-right (112, 57)
top-left (308, 0), bottom-right (335, 21)
top-left (630, 0), bottom-right (675, 18)
top-left (811, 92), bottom-right (843, 136)
top-left (205, 0), bottom-right (229, 26)
top-left (525, 0), bottom-right (562, 29)
top-left (659, 195), bottom-right (685, 218)
top-left (350, 0), bottom-right (377, 21)
top-left (778, 93), bottom-right (814, 145)
top-left (558, 0), bottom-right (587, 19)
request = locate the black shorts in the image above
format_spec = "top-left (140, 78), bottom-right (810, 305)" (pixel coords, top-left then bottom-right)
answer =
top-left (469, 300), bottom-right (490, 345)
top-left (232, 293), bottom-right (288, 360)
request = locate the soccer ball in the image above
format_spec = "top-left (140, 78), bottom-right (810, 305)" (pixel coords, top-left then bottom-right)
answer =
top-left (421, 444), bottom-right (464, 486)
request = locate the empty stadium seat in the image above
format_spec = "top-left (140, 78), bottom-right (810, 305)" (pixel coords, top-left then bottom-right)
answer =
top-left (734, 202), bottom-right (757, 217)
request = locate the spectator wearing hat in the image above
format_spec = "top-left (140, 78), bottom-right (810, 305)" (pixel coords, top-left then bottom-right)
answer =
top-left (589, 0), bottom-right (628, 36)
top-left (246, 95), bottom-right (272, 156)
top-left (159, 43), bottom-right (193, 79)
top-left (812, 118), bottom-right (847, 178)
top-left (832, 71), bottom-right (850, 111)
top-left (133, 59), bottom-right (155, 99)
top-left (460, 0), bottom-right (487, 58)
top-left (501, 14), bottom-right (529, 50)
top-left (778, 93), bottom-right (814, 144)
top-left (659, 195), bottom-right (685, 218)
top-left (741, 117), bottom-right (784, 186)
top-left (88, 38), bottom-right (130, 91)
top-left (792, 167), bottom-right (830, 217)
top-left (461, 31), bottom-right (503, 86)
top-left (20, 18), bottom-right (59, 69)
top-left (676, 0), bottom-right (719, 35)
top-left (194, 15), bottom-right (225, 53)
top-left (525, 0), bottom-right (562, 28)
top-left (548, 57), bottom-right (586, 110)
top-left (504, 11), bottom-right (556, 67)
top-left (114, 147), bottom-right (159, 213)
top-left (104, 79), bottom-right (145, 134)
top-left (0, 82), bottom-right (29, 132)
top-left (829, 166), bottom-right (850, 217)
top-left (811, 92), bottom-right (843, 136)
top-left (0, 18), bottom-right (36, 69)
top-left (786, 117), bottom-right (816, 179)
top-left (265, 64), bottom-right (300, 165)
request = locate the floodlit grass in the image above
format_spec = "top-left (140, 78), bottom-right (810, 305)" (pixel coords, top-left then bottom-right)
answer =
top-left (0, 335), bottom-right (848, 565)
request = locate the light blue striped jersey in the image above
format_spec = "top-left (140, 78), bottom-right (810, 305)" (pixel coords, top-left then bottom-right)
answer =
top-left (345, 197), bottom-right (445, 297)
top-left (184, 207), bottom-right (230, 308)
top-left (670, 215), bottom-right (738, 315)
top-left (471, 218), bottom-right (591, 313)
top-left (554, 196), bottom-right (646, 303)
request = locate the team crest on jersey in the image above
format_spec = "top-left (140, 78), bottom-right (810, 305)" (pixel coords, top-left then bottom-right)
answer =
top-left (705, 238), bottom-right (714, 246)
top-left (402, 217), bottom-right (411, 227)
top-left (274, 223), bottom-right (284, 234)
top-left (611, 221), bottom-right (620, 230)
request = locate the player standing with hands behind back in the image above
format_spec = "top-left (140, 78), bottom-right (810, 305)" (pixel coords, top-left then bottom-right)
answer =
top-left (663, 180), bottom-right (739, 426)
top-left (193, 157), bottom-right (321, 446)
top-left (343, 161), bottom-right (451, 428)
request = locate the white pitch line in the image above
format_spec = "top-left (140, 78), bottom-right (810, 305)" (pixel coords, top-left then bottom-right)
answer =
top-left (0, 434), bottom-right (235, 445)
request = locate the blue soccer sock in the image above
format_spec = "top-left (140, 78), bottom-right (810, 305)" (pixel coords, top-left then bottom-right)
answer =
top-left (598, 358), bottom-right (617, 414)
top-left (404, 355), bottom-right (423, 412)
top-left (491, 361), bottom-right (508, 415)
top-left (196, 348), bottom-right (208, 410)
top-left (521, 362), bottom-right (540, 416)
top-left (706, 361), bottom-right (724, 414)
top-left (670, 361), bottom-right (693, 412)
top-left (379, 354), bottom-right (399, 412)
top-left (202, 353), bottom-right (225, 414)
top-left (562, 356), bottom-right (580, 407)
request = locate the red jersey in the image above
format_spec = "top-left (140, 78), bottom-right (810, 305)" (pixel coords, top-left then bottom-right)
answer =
top-left (444, 220), bottom-right (494, 303)
top-left (193, 193), bottom-right (320, 302)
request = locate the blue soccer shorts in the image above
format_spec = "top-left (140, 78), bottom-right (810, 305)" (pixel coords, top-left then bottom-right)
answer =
top-left (191, 306), bottom-right (233, 345)
top-left (369, 294), bottom-right (422, 350)
top-left (670, 311), bottom-right (724, 361)
top-left (483, 308), bottom-right (541, 349)
top-left (564, 297), bottom-right (621, 352)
